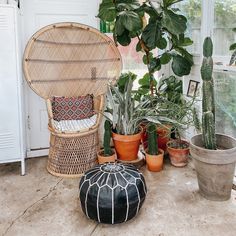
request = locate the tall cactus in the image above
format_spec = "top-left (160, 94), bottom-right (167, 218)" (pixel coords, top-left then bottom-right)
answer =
top-left (103, 120), bottom-right (113, 156)
top-left (201, 37), bottom-right (217, 150)
top-left (147, 124), bottom-right (158, 155)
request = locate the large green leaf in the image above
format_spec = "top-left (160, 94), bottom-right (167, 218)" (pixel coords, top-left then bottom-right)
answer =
top-left (117, 30), bottom-right (131, 46)
top-left (160, 52), bottom-right (172, 64)
top-left (115, 17), bottom-right (125, 36)
top-left (171, 54), bottom-right (192, 76)
top-left (175, 47), bottom-right (194, 65)
top-left (162, 10), bottom-right (187, 35)
top-left (119, 10), bottom-right (142, 32)
top-left (163, 0), bottom-right (184, 8)
top-left (230, 43), bottom-right (236, 51)
top-left (98, 2), bottom-right (116, 22)
top-left (142, 21), bottom-right (161, 49)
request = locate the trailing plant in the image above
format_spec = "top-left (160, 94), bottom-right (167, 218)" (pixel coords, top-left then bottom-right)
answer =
top-left (98, 0), bottom-right (194, 95)
top-left (229, 28), bottom-right (236, 66)
top-left (147, 123), bottom-right (158, 155)
top-left (106, 72), bottom-right (181, 135)
top-left (201, 37), bottom-right (217, 150)
top-left (103, 120), bottom-right (113, 156)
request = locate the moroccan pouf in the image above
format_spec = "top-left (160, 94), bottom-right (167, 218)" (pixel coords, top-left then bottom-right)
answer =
top-left (79, 163), bottom-right (147, 224)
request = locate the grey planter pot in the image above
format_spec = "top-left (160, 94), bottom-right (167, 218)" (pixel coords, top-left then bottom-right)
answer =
top-left (190, 133), bottom-right (236, 201)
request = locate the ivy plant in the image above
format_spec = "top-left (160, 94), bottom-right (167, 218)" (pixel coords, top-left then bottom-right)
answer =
top-left (98, 0), bottom-right (194, 95)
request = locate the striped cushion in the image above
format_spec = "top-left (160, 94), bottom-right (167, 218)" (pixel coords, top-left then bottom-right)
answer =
top-left (52, 114), bottom-right (97, 132)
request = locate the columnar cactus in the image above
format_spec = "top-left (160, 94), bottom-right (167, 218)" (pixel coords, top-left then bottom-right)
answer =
top-left (103, 120), bottom-right (113, 156)
top-left (201, 37), bottom-right (217, 150)
top-left (147, 124), bottom-right (158, 155)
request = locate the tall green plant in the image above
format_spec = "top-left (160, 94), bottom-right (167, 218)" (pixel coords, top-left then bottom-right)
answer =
top-left (201, 37), bottom-right (217, 150)
top-left (98, 0), bottom-right (194, 95)
top-left (147, 124), bottom-right (158, 155)
top-left (229, 28), bottom-right (236, 66)
top-left (103, 120), bottom-right (113, 156)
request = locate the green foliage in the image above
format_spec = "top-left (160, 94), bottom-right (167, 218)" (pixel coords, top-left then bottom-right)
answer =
top-left (201, 37), bottom-right (217, 150)
top-left (229, 28), bottom-right (236, 65)
top-left (147, 124), bottom-right (158, 155)
top-left (103, 120), bottom-right (113, 156)
top-left (106, 72), bottom-right (181, 135)
top-left (98, 0), bottom-right (193, 93)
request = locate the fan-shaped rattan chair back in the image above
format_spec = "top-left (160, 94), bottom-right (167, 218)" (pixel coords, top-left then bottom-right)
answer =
top-left (23, 22), bottom-right (122, 99)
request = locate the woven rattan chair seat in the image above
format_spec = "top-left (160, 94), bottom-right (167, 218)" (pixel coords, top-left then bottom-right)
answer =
top-left (23, 22), bottom-right (122, 98)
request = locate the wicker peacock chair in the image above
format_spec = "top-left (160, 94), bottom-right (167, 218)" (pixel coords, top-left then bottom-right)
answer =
top-left (23, 22), bottom-right (122, 177)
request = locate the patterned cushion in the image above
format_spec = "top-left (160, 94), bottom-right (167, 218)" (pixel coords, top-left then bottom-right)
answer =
top-left (52, 115), bottom-right (97, 132)
top-left (52, 95), bottom-right (94, 121)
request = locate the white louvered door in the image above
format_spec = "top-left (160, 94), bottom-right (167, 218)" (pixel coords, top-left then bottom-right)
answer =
top-left (0, 5), bottom-right (25, 173)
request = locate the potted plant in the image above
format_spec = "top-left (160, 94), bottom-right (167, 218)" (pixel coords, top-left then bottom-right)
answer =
top-left (145, 123), bottom-right (164, 172)
top-left (106, 72), bottom-right (178, 161)
top-left (97, 120), bottom-right (116, 164)
top-left (98, 0), bottom-right (194, 96)
top-left (158, 76), bottom-right (200, 167)
top-left (190, 37), bottom-right (236, 201)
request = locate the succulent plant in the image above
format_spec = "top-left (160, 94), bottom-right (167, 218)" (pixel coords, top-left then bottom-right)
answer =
top-left (201, 37), bottom-right (217, 150)
top-left (147, 124), bottom-right (158, 155)
top-left (103, 120), bottom-right (113, 156)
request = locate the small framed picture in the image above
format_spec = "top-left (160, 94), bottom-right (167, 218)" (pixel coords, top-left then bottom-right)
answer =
top-left (187, 80), bottom-right (200, 97)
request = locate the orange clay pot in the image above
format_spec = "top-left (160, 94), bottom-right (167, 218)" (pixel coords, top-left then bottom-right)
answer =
top-left (97, 149), bottom-right (116, 164)
top-left (167, 140), bottom-right (190, 167)
top-left (112, 131), bottom-right (142, 161)
top-left (145, 149), bottom-right (164, 172)
top-left (141, 125), bottom-right (171, 152)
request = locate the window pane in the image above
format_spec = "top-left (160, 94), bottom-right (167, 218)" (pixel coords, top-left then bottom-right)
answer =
top-left (178, 0), bottom-right (202, 54)
top-left (214, 0), bottom-right (236, 56)
top-left (215, 71), bottom-right (236, 137)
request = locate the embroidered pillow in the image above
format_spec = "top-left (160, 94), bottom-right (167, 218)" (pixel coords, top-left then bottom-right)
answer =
top-left (52, 95), bottom-right (94, 121)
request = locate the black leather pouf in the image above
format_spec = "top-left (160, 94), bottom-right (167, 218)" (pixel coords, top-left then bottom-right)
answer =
top-left (79, 163), bottom-right (147, 224)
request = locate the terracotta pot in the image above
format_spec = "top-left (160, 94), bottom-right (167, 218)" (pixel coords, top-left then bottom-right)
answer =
top-left (145, 149), bottom-right (164, 172)
top-left (167, 140), bottom-right (189, 167)
top-left (141, 125), bottom-right (171, 152)
top-left (97, 149), bottom-right (116, 164)
top-left (112, 131), bottom-right (142, 161)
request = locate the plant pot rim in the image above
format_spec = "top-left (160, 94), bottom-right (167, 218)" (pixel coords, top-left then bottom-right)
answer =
top-left (190, 133), bottom-right (236, 153)
top-left (145, 148), bottom-right (164, 157)
top-left (190, 133), bottom-right (236, 164)
top-left (167, 139), bottom-right (189, 151)
top-left (97, 149), bottom-right (115, 157)
top-left (112, 130), bottom-right (142, 141)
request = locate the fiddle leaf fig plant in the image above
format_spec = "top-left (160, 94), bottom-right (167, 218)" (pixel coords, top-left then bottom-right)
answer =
top-left (98, 0), bottom-right (194, 95)
top-left (229, 28), bottom-right (236, 66)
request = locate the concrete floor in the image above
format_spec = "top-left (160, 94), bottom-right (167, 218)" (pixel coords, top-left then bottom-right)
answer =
top-left (0, 157), bottom-right (236, 236)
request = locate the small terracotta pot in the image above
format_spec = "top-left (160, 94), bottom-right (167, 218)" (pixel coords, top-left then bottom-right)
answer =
top-left (112, 131), bottom-right (142, 161)
top-left (97, 149), bottom-right (116, 164)
top-left (141, 125), bottom-right (171, 152)
top-left (145, 149), bottom-right (164, 172)
top-left (167, 140), bottom-right (190, 167)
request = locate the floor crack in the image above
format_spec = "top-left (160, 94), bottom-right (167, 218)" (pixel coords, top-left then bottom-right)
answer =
top-left (90, 223), bottom-right (99, 236)
top-left (2, 178), bottom-right (63, 236)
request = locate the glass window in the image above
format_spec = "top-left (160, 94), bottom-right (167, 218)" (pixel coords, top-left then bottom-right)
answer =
top-left (178, 0), bottom-right (202, 54)
top-left (215, 71), bottom-right (236, 137)
top-left (213, 0), bottom-right (236, 56)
